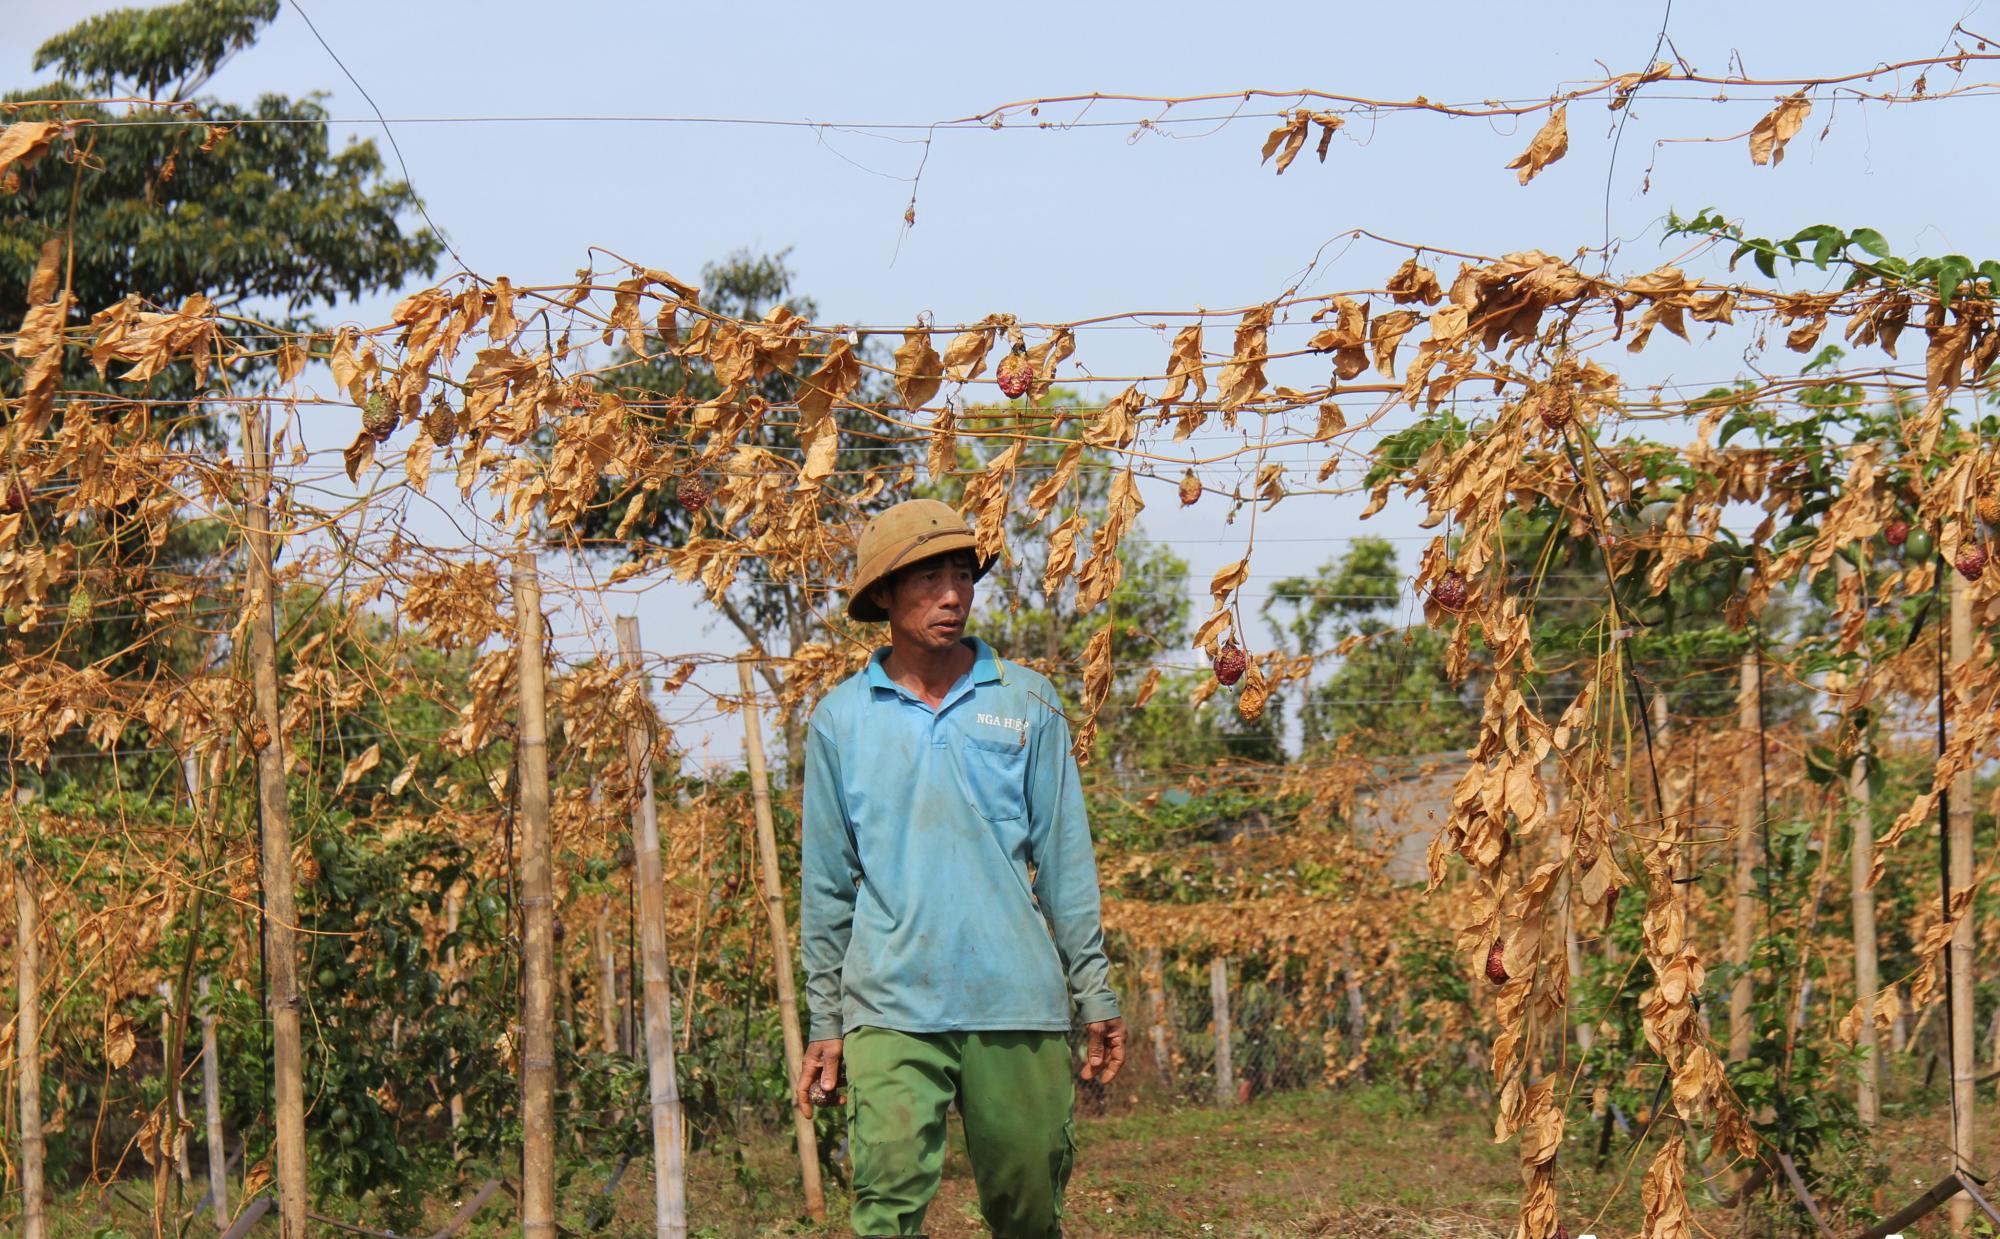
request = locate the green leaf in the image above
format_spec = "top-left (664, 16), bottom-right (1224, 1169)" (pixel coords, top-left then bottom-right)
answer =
top-left (1849, 227), bottom-right (1891, 258)
top-left (1811, 231), bottom-right (1843, 269)
top-left (1753, 248), bottom-right (1778, 280)
top-left (1938, 254), bottom-right (1973, 307)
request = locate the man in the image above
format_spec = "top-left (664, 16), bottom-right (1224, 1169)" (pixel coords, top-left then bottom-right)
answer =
top-left (796, 497), bottom-right (1127, 1239)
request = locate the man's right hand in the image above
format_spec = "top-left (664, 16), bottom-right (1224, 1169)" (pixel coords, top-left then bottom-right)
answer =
top-left (796, 1038), bottom-right (844, 1114)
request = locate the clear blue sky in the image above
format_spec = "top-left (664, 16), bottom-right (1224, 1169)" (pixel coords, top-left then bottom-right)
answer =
top-left (3, 0), bottom-right (1991, 764)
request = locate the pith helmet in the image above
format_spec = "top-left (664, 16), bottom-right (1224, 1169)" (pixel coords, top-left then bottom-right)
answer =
top-left (846, 499), bottom-right (991, 622)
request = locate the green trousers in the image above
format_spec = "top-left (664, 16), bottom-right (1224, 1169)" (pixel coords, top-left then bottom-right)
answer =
top-left (844, 1026), bottom-right (1075, 1239)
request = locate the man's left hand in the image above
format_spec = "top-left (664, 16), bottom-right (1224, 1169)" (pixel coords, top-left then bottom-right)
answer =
top-left (1081, 1017), bottom-right (1127, 1084)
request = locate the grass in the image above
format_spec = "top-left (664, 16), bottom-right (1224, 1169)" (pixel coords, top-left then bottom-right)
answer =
top-left (48, 1067), bottom-right (2000, 1238)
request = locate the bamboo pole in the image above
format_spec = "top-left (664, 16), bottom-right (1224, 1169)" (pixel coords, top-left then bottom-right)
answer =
top-left (15, 860), bottom-right (44, 1239)
top-left (1728, 650), bottom-right (1759, 1063)
top-left (614, 618), bottom-right (689, 1239)
top-left (736, 659), bottom-right (825, 1223)
top-left (198, 978), bottom-right (228, 1228)
top-left (1949, 569), bottom-right (1976, 1233)
top-left (512, 550), bottom-right (556, 1239)
top-left (242, 402), bottom-right (307, 1239)
top-left (1209, 956), bottom-right (1236, 1107)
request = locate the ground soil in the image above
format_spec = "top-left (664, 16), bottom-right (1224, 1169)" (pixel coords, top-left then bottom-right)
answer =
top-left (51, 1068), bottom-right (2000, 1237)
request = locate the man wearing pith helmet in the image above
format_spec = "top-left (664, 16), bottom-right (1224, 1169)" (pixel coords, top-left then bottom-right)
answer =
top-left (796, 497), bottom-right (1127, 1239)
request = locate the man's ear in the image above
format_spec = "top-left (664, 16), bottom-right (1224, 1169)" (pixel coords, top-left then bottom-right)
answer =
top-left (866, 575), bottom-right (895, 617)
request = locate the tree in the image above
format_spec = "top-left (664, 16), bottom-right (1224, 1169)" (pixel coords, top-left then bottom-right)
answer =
top-left (3, 0), bottom-right (441, 408)
top-left (1262, 537), bottom-right (1403, 750)
top-left (1, 0), bottom-right (441, 789)
top-left (1261, 537), bottom-right (1475, 757)
top-left (938, 394), bottom-right (1280, 775)
top-left (568, 250), bottom-right (919, 785)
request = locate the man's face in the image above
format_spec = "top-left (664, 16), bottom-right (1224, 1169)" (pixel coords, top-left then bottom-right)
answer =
top-left (875, 551), bottom-right (977, 655)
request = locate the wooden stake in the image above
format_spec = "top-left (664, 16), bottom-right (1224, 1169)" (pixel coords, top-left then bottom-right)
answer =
top-left (1143, 946), bottom-right (1175, 1089)
top-left (1839, 561), bottom-right (1881, 1125)
top-left (1949, 568), bottom-right (1976, 1233)
top-left (15, 860), bottom-right (44, 1239)
top-left (198, 977), bottom-right (228, 1228)
top-left (158, 982), bottom-right (192, 1188)
top-left (1209, 956), bottom-right (1236, 1106)
top-left (511, 550), bottom-right (556, 1239)
top-left (444, 888), bottom-right (465, 1149)
top-left (1728, 650), bottom-right (1759, 1063)
top-left (614, 617), bottom-right (689, 1239)
top-left (241, 402), bottom-right (307, 1238)
top-left (737, 658), bottom-right (825, 1223)
top-left (594, 907), bottom-right (620, 1055)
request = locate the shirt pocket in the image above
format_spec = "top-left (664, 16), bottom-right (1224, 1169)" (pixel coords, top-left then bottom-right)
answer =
top-left (955, 734), bottom-right (1029, 822)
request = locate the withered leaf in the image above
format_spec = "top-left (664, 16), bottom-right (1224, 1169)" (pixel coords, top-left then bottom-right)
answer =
top-left (1237, 657), bottom-right (1270, 723)
top-left (1504, 106), bottom-right (1568, 185)
top-left (1371, 310), bottom-right (1421, 377)
top-left (795, 339), bottom-right (860, 486)
top-left (1749, 91), bottom-right (1811, 166)
top-left (1026, 327), bottom-right (1076, 396)
top-left (1159, 325), bottom-right (1207, 406)
top-left (1261, 110), bottom-right (1342, 175)
top-left (1132, 666), bottom-right (1162, 710)
top-left (388, 753), bottom-right (420, 796)
top-left (277, 340), bottom-right (307, 384)
top-left (1085, 385), bottom-right (1144, 449)
top-left (488, 277), bottom-right (518, 342)
top-left (1218, 306), bottom-right (1273, 408)
top-left (1261, 112), bottom-right (1311, 174)
top-left (1210, 558), bottom-right (1250, 605)
top-left (942, 316), bottom-right (1004, 382)
top-left (643, 267), bottom-right (700, 301)
top-left (892, 329), bottom-right (944, 410)
top-left (343, 433), bottom-right (378, 483)
top-left (0, 120), bottom-right (58, 182)
top-left (336, 743), bottom-right (382, 793)
top-left (105, 1012), bottom-right (136, 1070)
top-left (1387, 257), bottom-right (1443, 306)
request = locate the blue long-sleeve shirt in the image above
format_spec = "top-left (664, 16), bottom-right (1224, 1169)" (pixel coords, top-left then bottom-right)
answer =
top-left (799, 637), bottom-right (1121, 1042)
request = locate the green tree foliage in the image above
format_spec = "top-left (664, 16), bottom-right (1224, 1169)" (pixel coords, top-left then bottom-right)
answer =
top-left (1259, 537), bottom-right (1474, 756)
top-left (2, 0), bottom-right (441, 403)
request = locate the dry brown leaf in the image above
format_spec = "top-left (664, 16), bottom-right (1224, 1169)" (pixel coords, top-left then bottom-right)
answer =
top-left (1749, 91), bottom-right (1811, 166)
top-left (105, 1013), bottom-right (136, 1070)
top-left (892, 328), bottom-right (943, 410)
top-left (1132, 666), bottom-right (1162, 710)
top-left (488, 277), bottom-right (518, 342)
top-left (336, 742), bottom-right (382, 793)
top-left (1504, 107), bottom-right (1568, 185)
top-left (1159, 325), bottom-right (1206, 406)
top-left (0, 120), bottom-right (58, 182)
top-left (1218, 306), bottom-right (1273, 409)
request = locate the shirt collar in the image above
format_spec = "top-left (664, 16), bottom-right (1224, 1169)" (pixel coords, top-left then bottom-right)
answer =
top-left (865, 636), bottom-right (1003, 697)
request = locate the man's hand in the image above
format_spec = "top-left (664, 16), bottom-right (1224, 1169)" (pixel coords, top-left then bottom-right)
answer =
top-left (1080, 1017), bottom-right (1127, 1084)
top-left (796, 1038), bottom-right (845, 1114)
